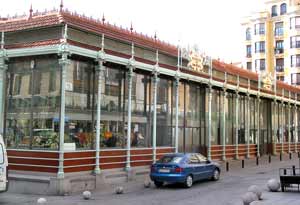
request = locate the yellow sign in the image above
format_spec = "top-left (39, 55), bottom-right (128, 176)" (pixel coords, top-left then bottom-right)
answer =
top-left (187, 51), bottom-right (204, 72)
top-left (262, 73), bottom-right (273, 90)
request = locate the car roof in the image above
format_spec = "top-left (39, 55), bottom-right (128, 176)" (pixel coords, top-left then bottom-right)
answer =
top-left (162, 153), bottom-right (204, 157)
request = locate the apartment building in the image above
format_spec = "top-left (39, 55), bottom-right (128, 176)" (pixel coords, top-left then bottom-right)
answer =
top-left (242, 0), bottom-right (300, 85)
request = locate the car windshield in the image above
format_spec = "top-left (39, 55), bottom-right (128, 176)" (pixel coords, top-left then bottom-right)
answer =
top-left (157, 156), bottom-right (183, 164)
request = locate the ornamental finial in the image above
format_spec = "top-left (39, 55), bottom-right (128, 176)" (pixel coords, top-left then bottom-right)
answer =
top-left (29, 4), bottom-right (33, 19)
top-left (130, 22), bottom-right (133, 33)
top-left (102, 13), bottom-right (105, 24)
top-left (60, 0), bottom-right (64, 12)
top-left (154, 31), bottom-right (157, 41)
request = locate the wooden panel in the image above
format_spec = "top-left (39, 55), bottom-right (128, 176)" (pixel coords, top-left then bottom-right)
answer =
top-left (64, 158), bottom-right (94, 166)
top-left (131, 155), bottom-right (152, 161)
top-left (64, 151), bottom-right (95, 159)
top-left (131, 161), bottom-right (152, 167)
top-left (156, 148), bottom-right (174, 154)
top-left (131, 149), bottom-right (152, 155)
top-left (8, 158), bottom-right (58, 166)
top-left (8, 165), bottom-right (57, 173)
top-left (100, 163), bottom-right (126, 170)
top-left (100, 150), bottom-right (126, 156)
top-left (7, 150), bottom-right (58, 159)
top-left (100, 157), bottom-right (126, 163)
top-left (64, 166), bottom-right (94, 173)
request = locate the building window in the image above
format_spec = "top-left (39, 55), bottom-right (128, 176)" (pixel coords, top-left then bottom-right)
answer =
top-left (275, 22), bottom-right (284, 36)
top-left (291, 55), bottom-right (300, 67)
top-left (290, 36), bottom-right (300, 48)
top-left (255, 41), bottom-right (265, 53)
top-left (280, 3), bottom-right (287, 15)
top-left (276, 58), bottom-right (284, 72)
top-left (247, 62), bottom-right (252, 71)
top-left (275, 40), bottom-right (284, 54)
top-left (255, 59), bottom-right (265, 71)
top-left (272, 5), bottom-right (278, 17)
top-left (291, 73), bottom-right (300, 85)
top-left (246, 45), bottom-right (252, 57)
top-left (254, 23), bottom-right (265, 35)
top-left (277, 76), bottom-right (284, 81)
top-left (246, 28), bottom-right (251, 40)
top-left (290, 16), bottom-right (300, 29)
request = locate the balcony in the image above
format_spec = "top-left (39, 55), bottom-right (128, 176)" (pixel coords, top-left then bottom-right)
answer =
top-left (274, 48), bottom-right (284, 54)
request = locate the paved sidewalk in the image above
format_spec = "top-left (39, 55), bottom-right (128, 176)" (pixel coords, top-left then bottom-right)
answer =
top-left (1, 154), bottom-right (300, 205)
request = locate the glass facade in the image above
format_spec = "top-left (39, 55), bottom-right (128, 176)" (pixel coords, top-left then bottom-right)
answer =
top-left (2, 55), bottom-right (299, 157)
top-left (5, 56), bottom-right (61, 149)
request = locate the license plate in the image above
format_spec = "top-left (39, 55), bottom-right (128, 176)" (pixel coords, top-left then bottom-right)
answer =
top-left (159, 168), bottom-right (170, 173)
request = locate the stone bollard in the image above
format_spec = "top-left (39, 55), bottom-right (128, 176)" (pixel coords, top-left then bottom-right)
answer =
top-left (37, 198), bottom-right (47, 204)
top-left (250, 201), bottom-right (264, 205)
top-left (82, 191), bottom-right (91, 200)
top-left (248, 185), bottom-right (262, 200)
top-left (115, 186), bottom-right (124, 194)
top-left (144, 180), bottom-right (151, 188)
top-left (267, 178), bottom-right (280, 192)
top-left (242, 192), bottom-right (258, 205)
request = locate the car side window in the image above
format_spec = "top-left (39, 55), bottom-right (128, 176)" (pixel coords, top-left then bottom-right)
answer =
top-left (196, 154), bottom-right (207, 163)
top-left (188, 154), bottom-right (200, 164)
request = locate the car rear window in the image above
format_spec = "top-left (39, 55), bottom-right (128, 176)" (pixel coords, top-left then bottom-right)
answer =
top-left (158, 156), bottom-right (183, 164)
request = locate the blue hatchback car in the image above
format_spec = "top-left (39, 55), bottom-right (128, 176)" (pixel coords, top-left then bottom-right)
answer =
top-left (150, 153), bottom-right (220, 188)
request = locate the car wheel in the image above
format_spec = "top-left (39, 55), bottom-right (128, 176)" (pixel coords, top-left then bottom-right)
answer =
top-left (184, 175), bottom-right (193, 188)
top-left (154, 181), bottom-right (164, 188)
top-left (212, 169), bottom-right (220, 181)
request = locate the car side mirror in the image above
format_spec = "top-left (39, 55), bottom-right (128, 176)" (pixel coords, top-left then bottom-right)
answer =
top-left (206, 160), bottom-right (211, 164)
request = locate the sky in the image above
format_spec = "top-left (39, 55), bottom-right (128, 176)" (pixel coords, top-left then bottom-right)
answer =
top-left (0, 0), bottom-right (264, 63)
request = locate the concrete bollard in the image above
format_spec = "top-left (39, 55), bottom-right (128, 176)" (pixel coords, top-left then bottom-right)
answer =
top-left (226, 161), bottom-right (229, 172)
top-left (242, 159), bottom-right (244, 168)
top-left (37, 198), bottom-right (47, 204)
top-left (144, 180), bottom-right (151, 188)
top-left (242, 192), bottom-right (258, 205)
top-left (115, 186), bottom-right (124, 194)
top-left (247, 185), bottom-right (262, 200)
top-left (82, 191), bottom-right (91, 200)
top-left (250, 201), bottom-right (264, 205)
top-left (267, 178), bottom-right (280, 192)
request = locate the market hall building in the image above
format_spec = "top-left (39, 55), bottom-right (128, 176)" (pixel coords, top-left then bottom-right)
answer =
top-left (0, 8), bottom-right (300, 194)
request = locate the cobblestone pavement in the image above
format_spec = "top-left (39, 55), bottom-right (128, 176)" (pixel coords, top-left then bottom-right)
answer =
top-left (1, 154), bottom-right (300, 205)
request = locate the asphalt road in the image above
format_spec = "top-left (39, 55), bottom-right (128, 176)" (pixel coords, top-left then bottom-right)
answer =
top-left (1, 154), bottom-right (300, 205)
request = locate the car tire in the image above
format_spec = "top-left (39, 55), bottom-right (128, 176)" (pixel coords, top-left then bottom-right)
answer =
top-left (212, 169), bottom-right (220, 181)
top-left (184, 175), bottom-right (193, 188)
top-left (154, 181), bottom-right (164, 188)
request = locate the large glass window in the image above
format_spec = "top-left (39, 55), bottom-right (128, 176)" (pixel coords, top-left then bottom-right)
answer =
top-left (247, 62), bottom-right (252, 71)
top-left (246, 45), bottom-right (252, 57)
top-left (211, 89), bottom-right (221, 145)
top-left (290, 36), bottom-right (300, 48)
top-left (291, 73), bottom-right (300, 85)
top-left (255, 41), bottom-right (265, 53)
top-left (254, 23), bottom-right (265, 35)
top-left (275, 22), bottom-right (284, 36)
top-left (177, 82), bottom-right (205, 153)
top-left (226, 92), bottom-right (236, 145)
top-left (272, 5), bottom-right (278, 17)
top-left (5, 56), bottom-right (60, 150)
top-left (291, 55), bottom-right (300, 67)
top-left (280, 3), bottom-right (287, 15)
top-left (246, 28), bottom-right (251, 40)
top-left (238, 95), bottom-right (246, 144)
top-left (249, 97), bottom-right (257, 144)
top-left (276, 58), bottom-right (284, 72)
top-left (64, 60), bottom-right (95, 149)
top-left (255, 59), bottom-right (266, 71)
top-left (290, 16), bottom-right (300, 29)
